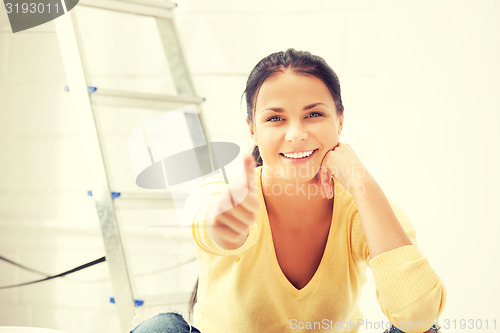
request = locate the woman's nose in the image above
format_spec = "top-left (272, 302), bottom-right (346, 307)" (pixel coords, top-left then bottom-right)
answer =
top-left (285, 122), bottom-right (308, 142)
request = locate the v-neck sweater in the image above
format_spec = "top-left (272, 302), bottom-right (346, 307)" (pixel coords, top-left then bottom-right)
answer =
top-left (191, 166), bottom-right (446, 333)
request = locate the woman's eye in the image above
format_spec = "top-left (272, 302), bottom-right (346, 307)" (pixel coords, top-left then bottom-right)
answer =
top-left (306, 111), bottom-right (324, 118)
top-left (266, 116), bottom-right (283, 122)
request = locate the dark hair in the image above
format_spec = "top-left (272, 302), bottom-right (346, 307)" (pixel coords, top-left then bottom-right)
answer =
top-left (244, 48), bottom-right (344, 167)
top-left (187, 277), bottom-right (198, 322)
top-left (187, 49), bottom-right (343, 320)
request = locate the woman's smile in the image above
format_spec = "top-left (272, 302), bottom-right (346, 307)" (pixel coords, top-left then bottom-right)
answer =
top-left (280, 148), bottom-right (318, 162)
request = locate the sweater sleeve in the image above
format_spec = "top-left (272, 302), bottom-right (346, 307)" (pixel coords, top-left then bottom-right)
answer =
top-left (188, 182), bottom-right (259, 256)
top-left (352, 200), bottom-right (447, 333)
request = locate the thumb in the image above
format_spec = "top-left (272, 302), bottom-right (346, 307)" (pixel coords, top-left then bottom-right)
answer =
top-left (243, 154), bottom-right (257, 194)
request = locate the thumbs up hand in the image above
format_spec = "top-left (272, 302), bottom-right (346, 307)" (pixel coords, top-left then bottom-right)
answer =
top-left (207, 154), bottom-right (261, 250)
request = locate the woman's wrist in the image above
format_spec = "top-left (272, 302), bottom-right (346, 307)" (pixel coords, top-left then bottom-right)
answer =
top-left (343, 170), bottom-right (375, 199)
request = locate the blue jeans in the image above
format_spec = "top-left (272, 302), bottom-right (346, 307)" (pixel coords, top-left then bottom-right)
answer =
top-left (130, 312), bottom-right (441, 333)
top-left (386, 323), bottom-right (441, 333)
top-left (131, 313), bottom-right (201, 333)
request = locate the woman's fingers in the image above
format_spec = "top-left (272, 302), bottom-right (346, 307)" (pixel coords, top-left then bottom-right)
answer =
top-left (321, 168), bottom-right (333, 199)
top-left (215, 210), bottom-right (252, 234)
top-left (225, 204), bottom-right (257, 228)
top-left (319, 143), bottom-right (345, 199)
top-left (212, 218), bottom-right (247, 244)
top-left (319, 152), bottom-right (334, 199)
top-left (319, 165), bottom-right (328, 198)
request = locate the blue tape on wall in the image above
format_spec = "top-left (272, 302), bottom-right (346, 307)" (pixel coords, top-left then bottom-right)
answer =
top-left (110, 297), bottom-right (144, 307)
top-left (87, 191), bottom-right (121, 199)
top-left (64, 85), bottom-right (97, 93)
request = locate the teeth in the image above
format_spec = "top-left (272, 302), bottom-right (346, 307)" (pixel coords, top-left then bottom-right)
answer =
top-left (283, 150), bottom-right (314, 159)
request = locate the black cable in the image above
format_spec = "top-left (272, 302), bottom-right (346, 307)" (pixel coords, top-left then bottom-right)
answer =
top-left (0, 256), bottom-right (106, 289)
top-left (0, 255), bottom-right (50, 277)
top-left (1, 251), bottom-right (198, 286)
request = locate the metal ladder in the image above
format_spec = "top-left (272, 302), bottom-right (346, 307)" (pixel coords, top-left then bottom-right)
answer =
top-left (53, 0), bottom-right (207, 330)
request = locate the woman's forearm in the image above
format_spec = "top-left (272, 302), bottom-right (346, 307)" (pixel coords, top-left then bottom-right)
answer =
top-left (351, 174), bottom-right (413, 259)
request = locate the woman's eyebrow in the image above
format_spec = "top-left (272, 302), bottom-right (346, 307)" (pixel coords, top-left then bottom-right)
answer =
top-left (261, 103), bottom-right (328, 113)
top-left (261, 107), bottom-right (284, 113)
top-left (303, 102), bottom-right (328, 110)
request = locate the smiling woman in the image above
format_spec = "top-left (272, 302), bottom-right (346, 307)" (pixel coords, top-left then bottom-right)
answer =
top-left (245, 49), bottom-right (344, 169)
top-left (130, 49), bottom-right (446, 333)
top-left (250, 70), bottom-right (342, 183)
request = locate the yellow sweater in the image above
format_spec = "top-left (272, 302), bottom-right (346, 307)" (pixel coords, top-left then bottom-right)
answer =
top-left (191, 166), bottom-right (446, 333)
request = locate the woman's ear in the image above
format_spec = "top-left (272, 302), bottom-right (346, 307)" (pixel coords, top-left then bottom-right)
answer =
top-left (247, 118), bottom-right (258, 146)
top-left (337, 114), bottom-right (344, 136)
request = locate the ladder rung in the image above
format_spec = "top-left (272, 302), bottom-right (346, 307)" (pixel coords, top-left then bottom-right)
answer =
top-left (139, 292), bottom-right (192, 306)
top-left (91, 89), bottom-right (204, 111)
top-left (114, 192), bottom-right (188, 210)
top-left (79, 0), bottom-right (176, 19)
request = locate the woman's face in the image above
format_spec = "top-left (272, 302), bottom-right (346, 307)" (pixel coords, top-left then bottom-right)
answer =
top-left (249, 70), bottom-right (343, 183)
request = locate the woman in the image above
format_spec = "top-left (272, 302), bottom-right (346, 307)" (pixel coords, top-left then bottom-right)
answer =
top-left (131, 49), bottom-right (446, 333)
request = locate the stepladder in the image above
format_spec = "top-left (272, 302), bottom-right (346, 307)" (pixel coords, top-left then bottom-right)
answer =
top-left (53, 0), bottom-right (208, 330)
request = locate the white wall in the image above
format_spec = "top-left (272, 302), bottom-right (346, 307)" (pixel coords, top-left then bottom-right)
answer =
top-left (1, 0), bottom-right (499, 332)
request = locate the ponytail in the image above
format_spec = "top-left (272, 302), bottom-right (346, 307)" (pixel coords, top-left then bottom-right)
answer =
top-left (252, 146), bottom-right (263, 167)
top-left (187, 277), bottom-right (198, 322)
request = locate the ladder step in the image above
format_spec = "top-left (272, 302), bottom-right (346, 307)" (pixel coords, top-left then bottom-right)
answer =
top-left (138, 292), bottom-right (192, 306)
top-left (91, 88), bottom-right (204, 111)
top-left (79, 0), bottom-right (177, 19)
top-left (113, 192), bottom-right (188, 210)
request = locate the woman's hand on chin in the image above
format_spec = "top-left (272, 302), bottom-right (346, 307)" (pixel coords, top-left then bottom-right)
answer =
top-left (318, 142), bottom-right (371, 199)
